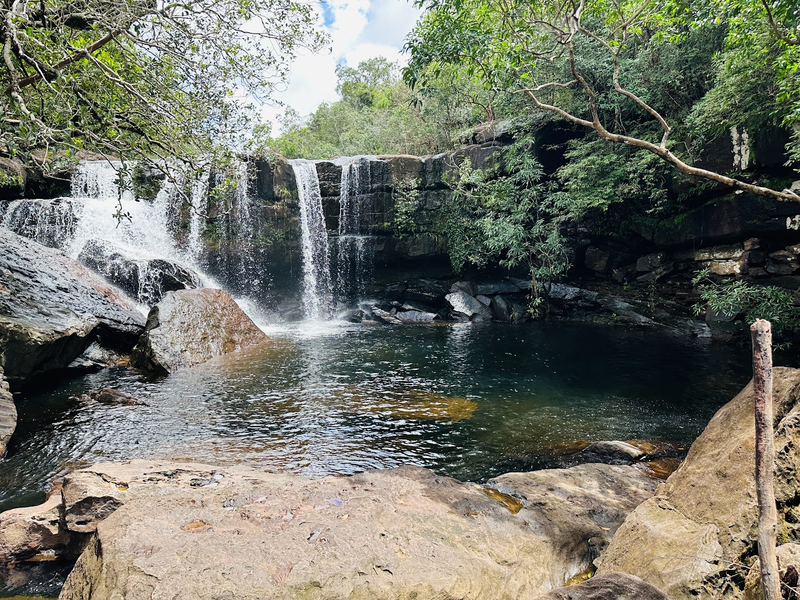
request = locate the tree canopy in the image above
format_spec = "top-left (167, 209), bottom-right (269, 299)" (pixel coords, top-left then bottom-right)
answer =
top-left (403, 0), bottom-right (800, 201)
top-left (1, 0), bottom-right (325, 171)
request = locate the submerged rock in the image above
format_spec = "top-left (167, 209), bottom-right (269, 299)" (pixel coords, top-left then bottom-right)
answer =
top-left (0, 229), bottom-right (146, 390)
top-left (0, 367), bottom-right (15, 456)
top-left (583, 441), bottom-right (645, 463)
top-left (39, 459), bottom-right (658, 600)
top-left (597, 367), bottom-right (800, 599)
top-left (130, 288), bottom-right (268, 374)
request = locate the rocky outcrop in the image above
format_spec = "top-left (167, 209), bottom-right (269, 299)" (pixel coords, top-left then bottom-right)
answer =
top-left (0, 229), bottom-right (146, 390)
top-left (596, 367), bottom-right (800, 599)
top-left (0, 367), bottom-right (15, 456)
top-left (0, 459), bottom-right (657, 599)
top-left (77, 239), bottom-right (201, 305)
top-left (130, 288), bottom-right (268, 374)
top-left (532, 572), bottom-right (669, 600)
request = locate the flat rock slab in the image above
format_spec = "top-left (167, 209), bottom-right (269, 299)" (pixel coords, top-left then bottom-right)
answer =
top-left (130, 288), bottom-right (268, 373)
top-left (56, 460), bottom-right (657, 600)
top-left (0, 228), bottom-right (145, 389)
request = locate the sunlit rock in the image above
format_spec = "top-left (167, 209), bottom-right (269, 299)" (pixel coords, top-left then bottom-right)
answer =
top-left (130, 288), bottom-right (268, 374)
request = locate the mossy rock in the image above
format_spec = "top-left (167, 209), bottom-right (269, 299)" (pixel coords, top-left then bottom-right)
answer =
top-left (0, 157), bottom-right (26, 199)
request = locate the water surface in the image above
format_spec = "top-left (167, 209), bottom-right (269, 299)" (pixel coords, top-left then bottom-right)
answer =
top-left (0, 321), bottom-right (752, 516)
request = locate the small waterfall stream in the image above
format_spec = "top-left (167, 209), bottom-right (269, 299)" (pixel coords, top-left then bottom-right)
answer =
top-left (334, 157), bottom-right (376, 306)
top-left (291, 159), bottom-right (333, 320)
top-left (290, 156), bottom-right (379, 321)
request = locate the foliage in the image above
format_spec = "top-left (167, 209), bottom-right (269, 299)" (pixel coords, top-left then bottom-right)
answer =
top-left (692, 269), bottom-right (800, 334)
top-left (403, 0), bottom-right (800, 201)
top-left (269, 58), bottom-right (448, 158)
top-left (1, 0), bottom-right (325, 174)
top-left (391, 177), bottom-right (422, 236)
top-left (440, 138), bottom-right (573, 306)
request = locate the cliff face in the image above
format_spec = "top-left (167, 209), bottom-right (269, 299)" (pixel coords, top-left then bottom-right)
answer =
top-left (2, 122), bottom-right (798, 322)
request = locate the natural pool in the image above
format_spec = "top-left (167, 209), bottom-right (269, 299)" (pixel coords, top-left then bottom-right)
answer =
top-left (0, 321), bottom-right (752, 517)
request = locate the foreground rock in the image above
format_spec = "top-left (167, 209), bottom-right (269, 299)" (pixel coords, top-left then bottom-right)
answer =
top-left (6, 459), bottom-right (656, 599)
top-left (0, 229), bottom-right (146, 390)
top-left (532, 573), bottom-right (669, 600)
top-left (130, 288), bottom-right (268, 374)
top-left (597, 367), bottom-right (800, 599)
top-left (0, 367), bottom-right (15, 456)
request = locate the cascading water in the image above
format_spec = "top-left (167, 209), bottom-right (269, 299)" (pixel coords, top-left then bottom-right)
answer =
top-left (333, 157), bottom-right (377, 306)
top-left (290, 159), bottom-right (333, 320)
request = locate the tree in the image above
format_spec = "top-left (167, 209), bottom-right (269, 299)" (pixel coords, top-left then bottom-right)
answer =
top-left (404, 0), bottom-right (800, 202)
top-left (1, 0), bottom-right (325, 173)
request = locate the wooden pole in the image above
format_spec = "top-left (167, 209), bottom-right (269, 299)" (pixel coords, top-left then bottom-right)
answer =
top-left (751, 319), bottom-right (780, 600)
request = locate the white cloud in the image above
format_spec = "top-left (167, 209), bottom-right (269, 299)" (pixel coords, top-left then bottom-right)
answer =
top-left (261, 0), bottom-right (421, 134)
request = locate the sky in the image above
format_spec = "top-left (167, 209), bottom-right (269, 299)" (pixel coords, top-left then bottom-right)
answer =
top-left (260, 0), bottom-right (422, 133)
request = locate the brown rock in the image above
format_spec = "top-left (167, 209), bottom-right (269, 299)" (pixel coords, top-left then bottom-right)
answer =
top-left (0, 494), bottom-right (71, 563)
top-left (597, 367), bottom-right (800, 599)
top-left (130, 288), bottom-right (268, 374)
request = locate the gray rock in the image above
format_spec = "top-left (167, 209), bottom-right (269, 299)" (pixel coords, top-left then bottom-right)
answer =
top-left (474, 279), bottom-right (522, 295)
top-left (597, 367), bottom-right (800, 599)
top-left (490, 295), bottom-right (528, 323)
top-left (130, 288), bottom-right (268, 374)
top-left (446, 291), bottom-right (494, 320)
top-left (395, 310), bottom-right (438, 323)
top-left (0, 228), bottom-right (145, 390)
top-left (636, 253), bottom-right (668, 272)
top-left (372, 307), bottom-right (403, 324)
top-left (78, 239), bottom-right (201, 305)
top-left (53, 460), bottom-right (656, 600)
top-left (0, 367), bottom-right (15, 456)
top-left (532, 572), bottom-right (669, 600)
top-left (476, 294), bottom-right (492, 306)
top-left (77, 388), bottom-right (146, 407)
top-left (0, 197), bottom-right (79, 249)
top-left (584, 246), bottom-right (612, 273)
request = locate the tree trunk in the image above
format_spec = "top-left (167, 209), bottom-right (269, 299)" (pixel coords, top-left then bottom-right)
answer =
top-left (751, 319), bottom-right (780, 600)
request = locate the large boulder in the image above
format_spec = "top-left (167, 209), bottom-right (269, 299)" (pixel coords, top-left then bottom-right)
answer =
top-left (0, 367), bottom-right (15, 456)
top-left (77, 239), bottom-right (201, 305)
top-left (596, 367), bottom-right (800, 599)
top-left (130, 288), bottom-right (268, 374)
top-left (0, 494), bottom-right (73, 563)
top-left (45, 459), bottom-right (656, 600)
top-left (0, 229), bottom-right (146, 390)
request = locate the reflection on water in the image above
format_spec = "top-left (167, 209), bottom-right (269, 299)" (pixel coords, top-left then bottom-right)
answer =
top-left (0, 322), bottom-right (752, 513)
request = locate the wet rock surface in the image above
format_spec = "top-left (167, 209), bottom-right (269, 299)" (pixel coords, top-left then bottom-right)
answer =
top-left (130, 288), bottom-right (269, 374)
top-left (597, 367), bottom-right (800, 599)
top-left (0, 229), bottom-right (146, 390)
top-left (0, 459), bottom-right (657, 600)
top-left (0, 368), bottom-right (15, 457)
top-left (77, 240), bottom-right (201, 305)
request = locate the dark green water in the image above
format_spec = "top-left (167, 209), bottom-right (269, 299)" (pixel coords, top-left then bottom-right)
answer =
top-left (0, 321), bottom-right (752, 517)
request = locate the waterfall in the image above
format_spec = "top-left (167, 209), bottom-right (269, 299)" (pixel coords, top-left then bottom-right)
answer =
top-left (290, 159), bottom-right (333, 321)
top-left (0, 197), bottom-right (79, 249)
top-left (333, 157), bottom-right (376, 306)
